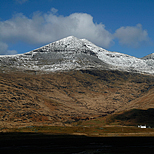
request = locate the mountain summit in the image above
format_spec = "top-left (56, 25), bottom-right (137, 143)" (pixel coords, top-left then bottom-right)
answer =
top-left (0, 36), bottom-right (154, 74)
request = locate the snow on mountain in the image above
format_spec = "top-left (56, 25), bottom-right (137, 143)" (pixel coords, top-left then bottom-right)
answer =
top-left (142, 53), bottom-right (154, 60)
top-left (0, 36), bottom-right (154, 74)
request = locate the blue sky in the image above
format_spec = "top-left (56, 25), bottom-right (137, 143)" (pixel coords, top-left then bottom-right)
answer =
top-left (0, 0), bottom-right (154, 58)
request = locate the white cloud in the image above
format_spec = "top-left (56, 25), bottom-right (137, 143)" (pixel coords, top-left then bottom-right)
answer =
top-left (0, 9), bottom-right (151, 55)
top-left (0, 10), bottom-right (113, 55)
top-left (0, 42), bottom-right (17, 55)
top-left (114, 24), bottom-right (150, 47)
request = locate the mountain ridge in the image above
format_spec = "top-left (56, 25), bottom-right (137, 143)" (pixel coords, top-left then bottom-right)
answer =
top-left (0, 36), bottom-right (154, 74)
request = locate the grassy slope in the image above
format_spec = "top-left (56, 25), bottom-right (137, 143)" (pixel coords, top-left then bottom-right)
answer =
top-left (0, 69), bottom-right (154, 128)
top-left (105, 108), bottom-right (154, 127)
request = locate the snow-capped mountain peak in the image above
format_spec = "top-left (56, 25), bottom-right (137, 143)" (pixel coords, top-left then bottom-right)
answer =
top-left (50, 36), bottom-right (84, 49)
top-left (0, 36), bottom-right (154, 74)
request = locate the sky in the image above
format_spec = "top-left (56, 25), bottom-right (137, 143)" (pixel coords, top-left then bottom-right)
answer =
top-left (0, 0), bottom-right (154, 58)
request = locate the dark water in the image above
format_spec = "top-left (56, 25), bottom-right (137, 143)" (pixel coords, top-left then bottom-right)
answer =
top-left (0, 133), bottom-right (154, 153)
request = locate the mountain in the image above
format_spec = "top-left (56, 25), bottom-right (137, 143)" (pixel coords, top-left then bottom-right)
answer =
top-left (142, 53), bottom-right (154, 60)
top-left (1, 36), bottom-right (154, 128)
top-left (0, 36), bottom-right (154, 74)
top-left (1, 69), bottom-right (154, 128)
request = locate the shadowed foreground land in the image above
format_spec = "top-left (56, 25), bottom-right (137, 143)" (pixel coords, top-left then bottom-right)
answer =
top-left (0, 132), bottom-right (154, 154)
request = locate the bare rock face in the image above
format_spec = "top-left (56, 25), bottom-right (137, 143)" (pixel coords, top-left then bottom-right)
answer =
top-left (0, 36), bottom-right (154, 74)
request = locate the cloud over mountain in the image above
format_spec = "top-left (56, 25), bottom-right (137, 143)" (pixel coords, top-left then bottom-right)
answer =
top-left (0, 9), bottom-right (113, 54)
top-left (0, 8), bottom-right (151, 55)
top-left (114, 24), bottom-right (150, 47)
top-left (0, 42), bottom-right (17, 55)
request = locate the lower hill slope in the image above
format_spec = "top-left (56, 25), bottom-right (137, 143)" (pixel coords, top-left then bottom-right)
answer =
top-left (105, 108), bottom-right (154, 127)
top-left (0, 69), bottom-right (154, 128)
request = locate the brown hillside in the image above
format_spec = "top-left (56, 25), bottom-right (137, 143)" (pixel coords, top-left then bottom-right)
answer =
top-left (123, 86), bottom-right (154, 110)
top-left (105, 108), bottom-right (154, 127)
top-left (0, 69), bottom-right (154, 128)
